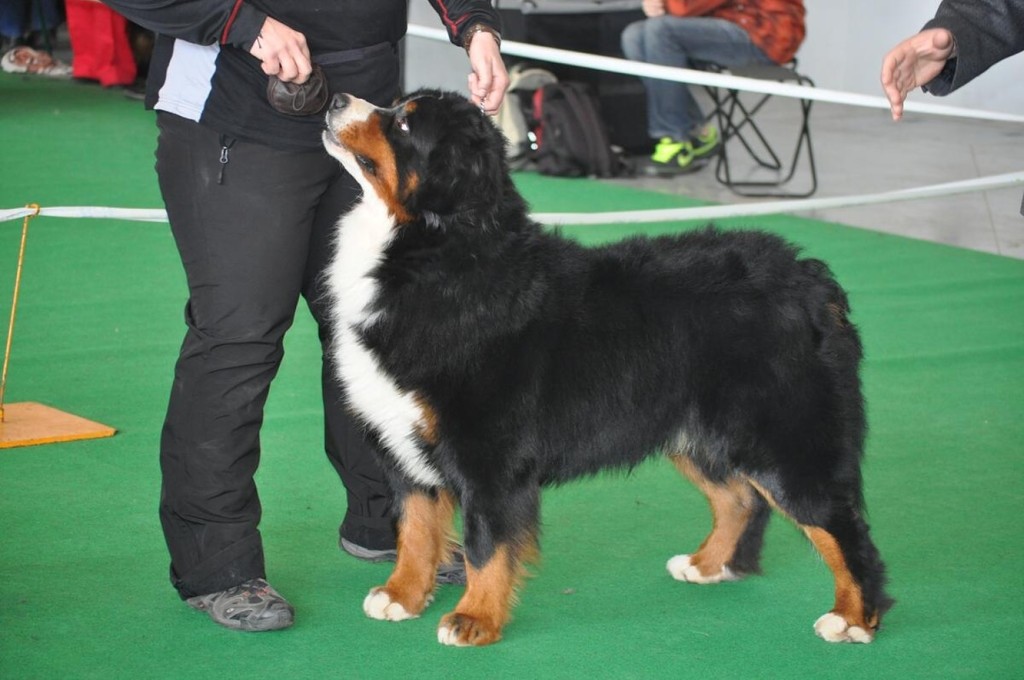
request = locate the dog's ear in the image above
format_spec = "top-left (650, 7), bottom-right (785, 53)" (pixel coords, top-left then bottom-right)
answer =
top-left (411, 102), bottom-right (508, 225)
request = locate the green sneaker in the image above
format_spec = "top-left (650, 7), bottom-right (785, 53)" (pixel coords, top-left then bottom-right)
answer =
top-left (651, 137), bottom-right (695, 167)
top-left (641, 137), bottom-right (704, 176)
top-left (690, 124), bottom-right (720, 158)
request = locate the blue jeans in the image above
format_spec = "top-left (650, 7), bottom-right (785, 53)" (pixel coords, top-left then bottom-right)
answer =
top-left (621, 16), bottom-right (773, 141)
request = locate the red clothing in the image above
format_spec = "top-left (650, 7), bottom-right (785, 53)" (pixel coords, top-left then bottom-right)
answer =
top-left (64, 0), bottom-right (137, 87)
top-left (665, 0), bottom-right (806, 64)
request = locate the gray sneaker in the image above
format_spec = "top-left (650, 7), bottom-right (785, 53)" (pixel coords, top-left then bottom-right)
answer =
top-left (339, 537), bottom-right (397, 563)
top-left (186, 578), bottom-right (295, 632)
top-left (340, 538), bottom-right (467, 585)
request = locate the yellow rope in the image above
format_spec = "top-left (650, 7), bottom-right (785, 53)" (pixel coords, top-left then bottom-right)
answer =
top-left (0, 203), bottom-right (39, 422)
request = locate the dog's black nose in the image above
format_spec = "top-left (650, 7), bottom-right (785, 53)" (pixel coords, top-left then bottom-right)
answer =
top-left (330, 94), bottom-right (349, 111)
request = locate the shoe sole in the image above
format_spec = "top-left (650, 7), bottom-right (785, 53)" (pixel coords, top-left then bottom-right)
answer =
top-left (341, 538), bottom-right (468, 585)
top-left (340, 537), bottom-right (398, 563)
top-left (640, 156), bottom-right (711, 177)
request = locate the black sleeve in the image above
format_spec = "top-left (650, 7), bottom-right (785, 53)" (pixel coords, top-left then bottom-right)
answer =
top-left (100, 0), bottom-right (268, 50)
top-left (921, 0), bottom-right (1024, 96)
top-left (426, 0), bottom-right (502, 47)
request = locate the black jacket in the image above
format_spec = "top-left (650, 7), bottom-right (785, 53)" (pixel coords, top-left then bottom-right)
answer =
top-left (922, 0), bottom-right (1024, 96)
top-left (103, 1), bottom-right (501, 149)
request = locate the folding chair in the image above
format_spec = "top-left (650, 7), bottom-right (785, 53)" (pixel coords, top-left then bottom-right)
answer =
top-left (698, 61), bottom-right (818, 198)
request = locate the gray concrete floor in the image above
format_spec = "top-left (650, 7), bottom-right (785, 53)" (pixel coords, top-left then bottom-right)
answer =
top-left (606, 94), bottom-right (1024, 259)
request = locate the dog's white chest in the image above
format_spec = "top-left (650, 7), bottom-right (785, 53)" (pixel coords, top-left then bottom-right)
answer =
top-left (325, 195), bottom-right (443, 488)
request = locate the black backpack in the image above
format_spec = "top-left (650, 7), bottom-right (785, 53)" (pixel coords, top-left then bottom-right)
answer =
top-left (496, 63), bottom-right (559, 169)
top-left (528, 81), bottom-right (631, 178)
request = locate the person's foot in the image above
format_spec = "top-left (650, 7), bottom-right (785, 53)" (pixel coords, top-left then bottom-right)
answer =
top-left (689, 124), bottom-right (720, 158)
top-left (340, 537), bottom-right (468, 585)
top-left (186, 578), bottom-right (294, 632)
top-left (122, 78), bottom-right (147, 101)
top-left (639, 126), bottom-right (720, 177)
top-left (1, 46), bottom-right (71, 78)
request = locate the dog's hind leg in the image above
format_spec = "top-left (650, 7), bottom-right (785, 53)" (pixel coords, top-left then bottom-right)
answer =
top-left (363, 489), bottom-right (456, 622)
top-left (747, 479), bottom-right (891, 644)
top-left (802, 513), bottom-right (891, 644)
top-left (437, 490), bottom-right (539, 646)
top-left (667, 456), bottom-right (766, 583)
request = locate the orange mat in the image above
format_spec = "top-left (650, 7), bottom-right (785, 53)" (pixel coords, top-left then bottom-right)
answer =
top-left (0, 401), bottom-right (116, 449)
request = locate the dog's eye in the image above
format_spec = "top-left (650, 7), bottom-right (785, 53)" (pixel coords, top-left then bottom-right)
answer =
top-left (396, 115), bottom-right (410, 135)
top-left (356, 154), bottom-right (377, 176)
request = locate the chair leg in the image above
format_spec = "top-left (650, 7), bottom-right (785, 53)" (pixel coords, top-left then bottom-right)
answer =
top-left (703, 76), bottom-right (818, 199)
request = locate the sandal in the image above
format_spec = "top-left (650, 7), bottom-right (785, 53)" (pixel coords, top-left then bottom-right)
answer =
top-left (1, 46), bottom-right (72, 78)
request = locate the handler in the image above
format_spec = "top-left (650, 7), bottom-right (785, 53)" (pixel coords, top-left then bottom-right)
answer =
top-left (100, 0), bottom-right (508, 632)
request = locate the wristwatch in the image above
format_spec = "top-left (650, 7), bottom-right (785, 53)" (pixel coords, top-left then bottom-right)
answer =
top-left (462, 23), bottom-right (501, 54)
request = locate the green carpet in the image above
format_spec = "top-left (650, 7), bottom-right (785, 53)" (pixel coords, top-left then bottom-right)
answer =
top-left (1, 74), bottom-right (1022, 680)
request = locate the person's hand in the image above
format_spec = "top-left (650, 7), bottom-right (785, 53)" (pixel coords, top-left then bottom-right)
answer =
top-left (466, 30), bottom-right (509, 115)
top-left (642, 0), bottom-right (666, 17)
top-left (249, 16), bottom-right (312, 84)
top-left (880, 28), bottom-right (955, 121)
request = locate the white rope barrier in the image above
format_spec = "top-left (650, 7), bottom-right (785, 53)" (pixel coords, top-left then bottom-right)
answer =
top-left (4, 171), bottom-right (1022, 227)
top-left (3, 27), bottom-right (1021, 229)
top-left (534, 171), bottom-right (1024, 225)
top-left (407, 24), bottom-right (1024, 125)
top-left (0, 206), bottom-right (168, 223)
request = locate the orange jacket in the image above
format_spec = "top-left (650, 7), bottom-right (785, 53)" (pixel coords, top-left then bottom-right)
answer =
top-left (665, 0), bottom-right (806, 65)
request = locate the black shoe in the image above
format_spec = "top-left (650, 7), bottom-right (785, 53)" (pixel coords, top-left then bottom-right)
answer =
top-left (123, 79), bottom-right (146, 101)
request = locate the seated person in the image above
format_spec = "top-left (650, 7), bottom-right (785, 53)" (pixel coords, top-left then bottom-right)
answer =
top-left (0, 0), bottom-right (62, 52)
top-left (622, 0), bottom-right (805, 175)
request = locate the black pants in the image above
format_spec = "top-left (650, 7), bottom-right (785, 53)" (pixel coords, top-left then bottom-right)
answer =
top-left (154, 112), bottom-right (394, 599)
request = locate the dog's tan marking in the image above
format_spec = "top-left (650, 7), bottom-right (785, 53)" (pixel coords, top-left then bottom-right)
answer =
top-left (802, 526), bottom-right (872, 631)
top-left (400, 171), bottom-right (420, 206)
top-left (413, 393), bottom-right (440, 446)
top-left (826, 301), bottom-right (849, 327)
top-left (744, 477), bottom-right (875, 640)
top-left (373, 491), bottom-right (456, 616)
top-left (673, 456), bottom-right (755, 575)
top-left (337, 113), bottom-right (413, 224)
top-left (438, 542), bottom-right (531, 646)
top-left (744, 477), bottom-right (790, 517)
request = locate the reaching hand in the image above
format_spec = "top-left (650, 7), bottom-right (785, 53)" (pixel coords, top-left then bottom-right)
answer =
top-left (249, 16), bottom-right (312, 84)
top-left (466, 31), bottom-right (509, 115)
top-left (880, 28), bottom-right (955, 121)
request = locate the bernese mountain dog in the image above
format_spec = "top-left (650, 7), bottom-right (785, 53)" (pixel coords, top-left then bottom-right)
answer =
top-left (322, 89), bottom-right (891, 647)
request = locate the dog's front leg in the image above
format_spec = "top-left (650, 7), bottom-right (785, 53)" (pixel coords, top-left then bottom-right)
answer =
top-left (437, 491), bottom-right (538, 646)
top-left (364, 489), bottom-right (455, 621)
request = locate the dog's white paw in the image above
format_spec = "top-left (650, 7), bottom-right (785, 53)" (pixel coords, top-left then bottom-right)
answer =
top-left (437, 623), bottom-right (467, 646)
top-left (363, 588), bottom-right (417, 621)
top-left (666, 554), bottom-right (737, 584)
top-left (813, 612), bottom-right (873, 644)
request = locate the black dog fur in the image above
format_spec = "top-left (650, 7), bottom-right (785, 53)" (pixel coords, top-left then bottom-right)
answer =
top-left (322, 89), bottom-right (891, 646)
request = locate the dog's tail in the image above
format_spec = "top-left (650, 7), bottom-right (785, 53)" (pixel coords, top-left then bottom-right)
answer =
top-left (799, 257), bottom-right (867, 456)
top-left (798, 258), bottom-right (858, 349)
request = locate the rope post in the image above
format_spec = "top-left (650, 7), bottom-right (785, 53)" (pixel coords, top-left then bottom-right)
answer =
top-left (0, 204), bottom-right (39, 423)
top-left (0, 205), bottom-right (116, 448)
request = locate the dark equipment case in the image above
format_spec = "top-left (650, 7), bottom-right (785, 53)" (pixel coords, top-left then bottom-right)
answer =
top-left (496, 1), bottom-right (650, 153)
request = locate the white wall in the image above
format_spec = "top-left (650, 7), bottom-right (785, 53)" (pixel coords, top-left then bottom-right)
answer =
top-left (406, 0), bottom-right (1024, 116)
top-left (800, 0), bottom-right (1024, 116)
